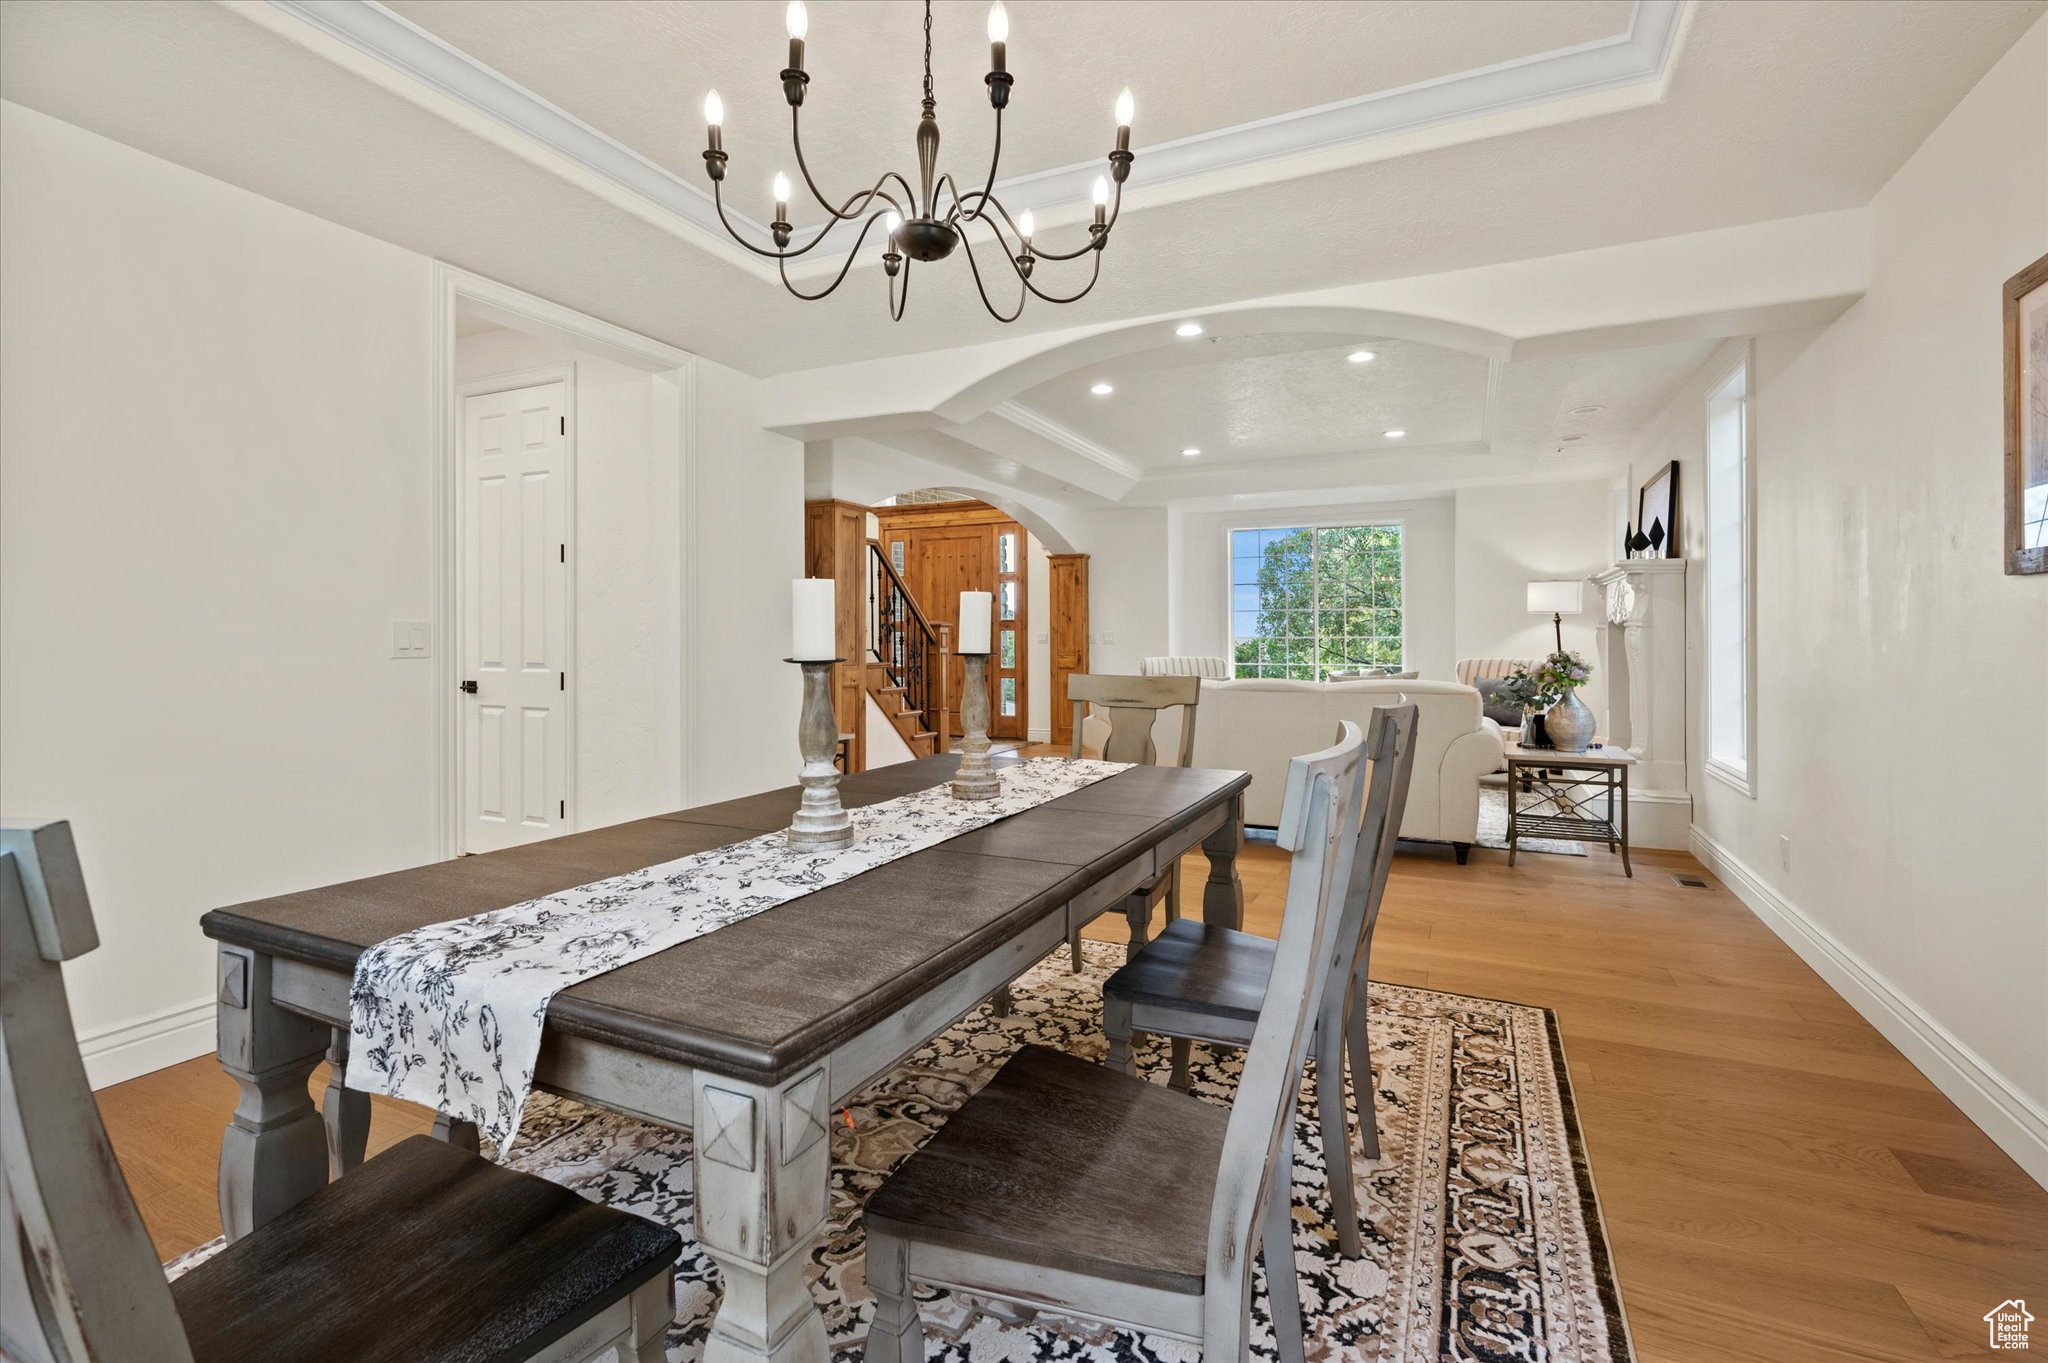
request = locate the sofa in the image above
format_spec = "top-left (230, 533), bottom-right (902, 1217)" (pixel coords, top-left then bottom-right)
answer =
top-left (1087, 676), bottom-right (1505, 856)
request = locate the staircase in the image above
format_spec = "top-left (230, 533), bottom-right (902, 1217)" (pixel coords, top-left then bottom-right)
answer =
top-left (865, 541), bottom-right (948, 758)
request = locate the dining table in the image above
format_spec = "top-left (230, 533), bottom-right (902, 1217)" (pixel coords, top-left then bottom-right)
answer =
top-left (201, 751), bottom-right (1250, 1363)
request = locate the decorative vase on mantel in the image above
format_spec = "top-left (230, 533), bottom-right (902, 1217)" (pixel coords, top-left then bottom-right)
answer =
top-left (1544, 689), bottom-right (1596, 754)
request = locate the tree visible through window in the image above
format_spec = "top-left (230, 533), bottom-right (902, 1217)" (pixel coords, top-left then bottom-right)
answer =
top-left (1230, 524), bottom-right (1404, 679)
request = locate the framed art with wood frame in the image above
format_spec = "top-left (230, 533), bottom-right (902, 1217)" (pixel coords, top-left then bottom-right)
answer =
top-left (1637, 460), bottom-right (1679, 559)
top-left (2004, 251), bottom-right (2048, 575)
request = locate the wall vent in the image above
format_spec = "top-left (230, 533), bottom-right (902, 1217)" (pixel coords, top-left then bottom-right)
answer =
top-left (1670, 872), bottom-right (1709, 889)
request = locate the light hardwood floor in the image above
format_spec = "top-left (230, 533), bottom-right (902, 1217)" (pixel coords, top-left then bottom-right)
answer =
top-left (102, 833), bottom-right (2045, 1362)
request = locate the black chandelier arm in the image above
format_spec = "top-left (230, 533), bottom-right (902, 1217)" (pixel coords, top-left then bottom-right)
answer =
top-left (887, 255), bottom-right (913, 321)
top-left (775, 210), bottom-right (895, 301)
top-left (789, 106), bottom-right (916, 222)
top-left (938, 103), bottom-right (1004, 226)
top-left (975, 215), bottom-right (1103, 304)
top-left (949, 179), bottom-right (1122, 262)
top-left (953, 225), bottom-right (1027, 323)
top-left (712, 175), bottom-right (899, 262)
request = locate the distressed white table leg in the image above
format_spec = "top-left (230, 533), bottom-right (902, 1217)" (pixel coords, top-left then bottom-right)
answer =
top-left (323, 1028), bottom-right (369, 1178)
top-left (694, 1065), bottom-right (832, 1363)
top-left (215, 945), bottom-right (330, 1241)
top-left (1201, 792), bottom-right (1246, 930)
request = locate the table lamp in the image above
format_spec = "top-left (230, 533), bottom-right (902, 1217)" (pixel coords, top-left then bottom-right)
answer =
top-left (1526, 579), bottom-right (1584, 654)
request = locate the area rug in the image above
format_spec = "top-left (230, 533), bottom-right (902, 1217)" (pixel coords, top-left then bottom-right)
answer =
top-left (1475, 783), bottom-right (1588, 857)
top-left (169, 944), bottom-right (1632, 1363)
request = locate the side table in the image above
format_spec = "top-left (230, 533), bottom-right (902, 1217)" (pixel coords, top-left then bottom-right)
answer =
top-left (1503, 741), bottom-right (1636, 876)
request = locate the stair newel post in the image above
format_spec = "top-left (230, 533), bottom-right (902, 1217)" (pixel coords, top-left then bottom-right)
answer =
top-left (786, 657), bottom-right (855, 849)
top-left (935, 623), bottom-right (952, 755)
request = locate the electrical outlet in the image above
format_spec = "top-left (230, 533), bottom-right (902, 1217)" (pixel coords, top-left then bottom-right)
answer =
top-left (1095, 631), bottom-right (1115, 645)
top-left (391, 621), bottom-right (431, 659)
top-left (1778, 834), bottom-right (1791, 873)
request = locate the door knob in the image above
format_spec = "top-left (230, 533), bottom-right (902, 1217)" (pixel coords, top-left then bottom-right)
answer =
top-left (459, 680), bottom-right (479, 694)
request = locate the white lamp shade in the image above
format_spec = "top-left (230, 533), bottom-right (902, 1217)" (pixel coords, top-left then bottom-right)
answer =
top-left (1526, 580), bottom-right (1585, 615)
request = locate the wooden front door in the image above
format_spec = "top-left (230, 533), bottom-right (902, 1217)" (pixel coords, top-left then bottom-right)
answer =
top-left (878, 502), bottom-right (1029, 742)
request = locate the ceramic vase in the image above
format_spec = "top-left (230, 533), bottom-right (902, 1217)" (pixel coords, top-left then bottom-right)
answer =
top-left (1545, 688), bottom-right (1595, 753)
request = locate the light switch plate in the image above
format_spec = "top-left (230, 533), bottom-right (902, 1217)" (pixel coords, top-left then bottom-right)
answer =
top-left (391, 621), bottom-right (431, 659)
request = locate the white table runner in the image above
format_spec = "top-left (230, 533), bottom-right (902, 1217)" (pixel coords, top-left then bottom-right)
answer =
top-left (345, 758), bottom-right (1131, 1149)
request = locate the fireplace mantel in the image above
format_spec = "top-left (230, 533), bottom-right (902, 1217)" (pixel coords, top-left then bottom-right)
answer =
top-left (1591, 560), bottom-right (1689, 843)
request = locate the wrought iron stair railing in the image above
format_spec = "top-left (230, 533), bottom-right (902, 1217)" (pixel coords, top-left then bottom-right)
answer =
top-left (866, 540), bottom-right (949, 752)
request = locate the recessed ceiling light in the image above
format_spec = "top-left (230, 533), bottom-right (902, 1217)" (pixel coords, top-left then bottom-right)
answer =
top-left (1181, 447), bottom-right (1201, 457)
top-left (1175, 321), bottom-right (1205, 338)
top-left (1569, 405), bottom-right (1603, 416)
top-left (1347, 350), bottom-right (1377, 364)
top-left (1383, 429), bottom-right (1405, 439)
top-left (1089, 381), bottom-right (1114, 396)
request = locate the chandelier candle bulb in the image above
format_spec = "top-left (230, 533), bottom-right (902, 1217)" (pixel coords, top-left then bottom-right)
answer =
top-left (988, 1), bottom-right (1007, 71)
top-left (957, 590), bottom-right (993, 654)
top-left (791, 578), bottom-right (836, 661)
top-left (1092, 175), bottom-right (1109, 228)
top-left (785, 1), bottom-right (806, 68)
top-left (702, 89), bottom-right (724, 163)
top-left (1018, 208), bottom-right (1034, 243)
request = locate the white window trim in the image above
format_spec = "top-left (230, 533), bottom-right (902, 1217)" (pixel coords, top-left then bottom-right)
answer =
top-left (1223, 516), bottom-right (1409, 679)
top-left (1702, 347), bottom-right (1757, 799)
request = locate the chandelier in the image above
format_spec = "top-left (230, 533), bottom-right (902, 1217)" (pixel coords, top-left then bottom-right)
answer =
top-left (697, 0), bottom-right (1134, 322)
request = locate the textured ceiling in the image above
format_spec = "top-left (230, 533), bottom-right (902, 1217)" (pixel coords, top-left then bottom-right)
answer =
top-left (1014, 333), bottom-right (1491, 468)
top-left (1, 0), bottom-right (2038, 378)
top-left (382, 0), bottom-right (1634, 196)
top-left (991, 330), bottom-right (1718, 500)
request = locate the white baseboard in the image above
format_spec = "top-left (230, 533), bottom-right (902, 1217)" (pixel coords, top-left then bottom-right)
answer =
top-left (80, 994), bottom-right (217, 1090)
top-left (1027, 728), bottom-right (1051, 744)
top-left (1690, 827), bottom-right (2048, 1189)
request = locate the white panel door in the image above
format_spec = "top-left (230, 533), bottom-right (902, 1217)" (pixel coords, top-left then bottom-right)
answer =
top-left (462, 381), bottom-right (568, 853)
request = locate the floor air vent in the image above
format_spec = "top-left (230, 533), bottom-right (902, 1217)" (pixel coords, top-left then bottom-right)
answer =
top-left (1670, 872), bottom-right (1709, 888)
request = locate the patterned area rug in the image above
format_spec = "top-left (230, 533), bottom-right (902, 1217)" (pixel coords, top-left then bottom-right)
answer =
top-left (169, 944), bottom-right (1631, 1363)
top-left (1476, 783), bottom-right (1588, 856)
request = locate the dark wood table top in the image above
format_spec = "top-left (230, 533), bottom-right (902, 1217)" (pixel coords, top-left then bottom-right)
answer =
top-left (202, 755), bottom-right (1249, 1084)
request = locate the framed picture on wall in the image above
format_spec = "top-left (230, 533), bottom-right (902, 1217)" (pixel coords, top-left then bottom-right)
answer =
top-left (2005, 250), bottom-right (2048, 575)
top-left (1637, 460), bottom-right (1679, 559)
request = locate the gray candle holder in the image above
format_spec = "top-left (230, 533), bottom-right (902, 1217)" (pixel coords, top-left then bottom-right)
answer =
top-left (950, 652), bottom-right (1001, 801)
top-left (786, 658), bottom-right (854, 850)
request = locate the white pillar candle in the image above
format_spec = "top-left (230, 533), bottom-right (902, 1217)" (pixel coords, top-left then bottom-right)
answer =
top-left (957, 590), bottom-right (993, 654)
top-left (792, 578), bottom-right (837, 660)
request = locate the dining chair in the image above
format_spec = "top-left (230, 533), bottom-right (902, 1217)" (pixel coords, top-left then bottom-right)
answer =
top-left (1100, 702), bottom-right (1418, 1259)
top-left (862, 722), bottom-right (1370, 1363)
top-left (1067, 671), bottom-right (1203, 968)
top-left (0, 820), bottom-right (680, 1363)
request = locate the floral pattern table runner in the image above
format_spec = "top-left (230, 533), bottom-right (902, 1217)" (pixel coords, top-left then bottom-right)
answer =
top-left (346, 758), bottom-right (1132, 1149)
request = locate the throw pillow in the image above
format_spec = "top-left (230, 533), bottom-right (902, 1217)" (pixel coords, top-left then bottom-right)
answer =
top-left (1474, 677), bottom-right (1523, 730)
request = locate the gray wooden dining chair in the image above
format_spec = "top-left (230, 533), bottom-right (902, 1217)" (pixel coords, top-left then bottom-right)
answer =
top-left (1101, 703), bottom-right (1418, 1259)
top-left (862, 722), bottom-right (1370, 1363)
top-left (0, 820), bottom-right (679, 1363)
top-left (1067, 671), bottom-right (1202, 968)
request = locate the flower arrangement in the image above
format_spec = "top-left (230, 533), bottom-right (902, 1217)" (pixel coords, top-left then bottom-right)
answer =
top-left (1489, 650), bottom-right (1593, 711)
top-left (1530, 649), bottom-right (1593, 699)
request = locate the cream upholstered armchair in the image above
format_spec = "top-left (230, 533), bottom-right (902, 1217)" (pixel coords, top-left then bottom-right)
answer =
top-left (1089, 677), bottom-right (1504, 862)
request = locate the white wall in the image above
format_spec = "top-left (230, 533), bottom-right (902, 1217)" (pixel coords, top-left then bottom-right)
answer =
top-left (0, 102), bottom-right (806, 1082)
top-left (0, 102), bottom-right (438, 1081)
top-left (690, 357), bottom-right (806, 801)
top-left (1451, 480), bottom-right (1612, 720)
top-left (456, 328), bottom-right (664, 831)
top-left (1632, 18), bottom-right (2048, 1183)
top-left (1172, 497), bottom-right (1456, 681)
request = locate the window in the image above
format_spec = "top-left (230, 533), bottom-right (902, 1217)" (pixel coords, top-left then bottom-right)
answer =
top-left (1229, 523), bottom-right (1403, 680)
top-left (1705, 361), bottom-right (1753, 790)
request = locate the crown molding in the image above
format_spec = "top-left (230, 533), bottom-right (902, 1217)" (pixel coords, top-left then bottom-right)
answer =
top-left (265, 0), bottom-right (1687, 271)
top-left (990, 402), bottom-right (1144, 482)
